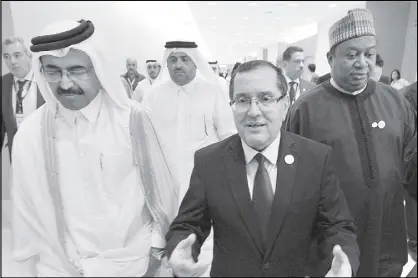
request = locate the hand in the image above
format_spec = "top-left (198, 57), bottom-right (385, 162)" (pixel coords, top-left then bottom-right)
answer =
top-left (325, 245), bottom-right (352, 277)
top-left (168, 234), bottom-right (207, 277)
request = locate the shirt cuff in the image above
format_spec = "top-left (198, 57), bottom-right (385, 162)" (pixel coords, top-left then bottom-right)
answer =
top-left (151, 222), bottom-right (166, 249)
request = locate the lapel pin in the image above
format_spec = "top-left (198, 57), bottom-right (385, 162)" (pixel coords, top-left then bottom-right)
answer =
top-left (378, 121), bottom-right (385, 129)
top-left (284, 154), bottom-right (294, 165)
top-left (372, 122), bottom-right (377, 128)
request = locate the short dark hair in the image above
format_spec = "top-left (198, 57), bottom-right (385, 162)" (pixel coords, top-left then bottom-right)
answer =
top-left (308, 64), bottom-right (316, 72)
top-left (231, 62), bottom-right (242, 76)
top-left (390, 69), bottom-right (401, 83)
top-left (376, 53), bottom-right (384, 67)
top-left (282, 46), bottom-right (304, 62)
top-left (228, 60), bottom-right (288, 100)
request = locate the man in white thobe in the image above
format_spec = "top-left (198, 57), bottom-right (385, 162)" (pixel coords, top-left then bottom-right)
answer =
top-left (209, 60), bottom-right (229, 102)
top-left (143, 40), bottom-right (237, 277)
top-left (132, 60), bottom-right (161, 103)
top-left (10, 19), bottom-right (178, 277)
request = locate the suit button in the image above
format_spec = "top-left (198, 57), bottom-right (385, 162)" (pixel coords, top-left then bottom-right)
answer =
top-left (263, 262), bottom-right (270, 270)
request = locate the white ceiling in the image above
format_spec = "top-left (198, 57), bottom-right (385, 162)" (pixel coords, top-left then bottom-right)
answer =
top-left (187, 1), bottom-right (366, 64)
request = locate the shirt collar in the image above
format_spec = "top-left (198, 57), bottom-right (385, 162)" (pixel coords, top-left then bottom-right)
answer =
top-left (13, 70), bottom-right (36, 83)
top-left (58, 90), bottom-right (103, 125)
top-left (330, 78), bottom-right (366, 95)
top-left (284, 74), bottom-right (300, 85)
top-left (241, 133), bottom-right (281, 165)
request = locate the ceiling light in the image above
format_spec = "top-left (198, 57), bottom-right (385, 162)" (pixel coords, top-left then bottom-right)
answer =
top-left (288, 3), bottom-right (298, 7)
top-left (208, 2), bottom-right (217, 6)
top-left (248, 2), bottom-right (257, 6)
top-left (211, 16), bottom-right (217, 20)
top-left (248, 40), bottom-right (252, 44)
top-left (235, 32), bottom-right (242, 35)
top-left (211, 25), bottom-right (217, 28)
top-left (275, 17), bottom-right (282, 20)
top-left (328, 4), bottom-right (337, 8)
top-left (243, 16), bottom-right (249, 20)
top-left (256, 33), bottom-right (265, 36)
top-left (305, 17), bottom-right (313, 21)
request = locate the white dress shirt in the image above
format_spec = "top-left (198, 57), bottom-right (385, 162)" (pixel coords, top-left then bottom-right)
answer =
top-left (12, 70), bottom-right (38, 127)
top-left (241, 134), bottom-right (281, 199)
top-left (284, 74), bottom-right (301, 102)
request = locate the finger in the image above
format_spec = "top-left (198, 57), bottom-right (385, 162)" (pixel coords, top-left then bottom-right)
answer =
top-left (188, 260), bottom-right (208, 276)
top-left (176, 233), bottom-right (197, 251)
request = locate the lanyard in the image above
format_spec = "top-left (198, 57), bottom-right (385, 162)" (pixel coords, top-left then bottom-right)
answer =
top-left (13, 72), bottom-right (35, 99)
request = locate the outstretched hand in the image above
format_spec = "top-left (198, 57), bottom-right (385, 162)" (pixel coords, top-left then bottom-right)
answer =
top-left (168, 234), bottom-right (207, 277)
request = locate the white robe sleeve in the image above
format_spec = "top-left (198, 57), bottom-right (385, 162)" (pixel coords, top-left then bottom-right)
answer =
top-left (213, 87), bottom-right (237, 140)
top-left (132, 85), bottom-right (146, 103)
top-left (151, 221), bottom-right (166, 249)
top-left (10, 144), bottom-right (40, 276)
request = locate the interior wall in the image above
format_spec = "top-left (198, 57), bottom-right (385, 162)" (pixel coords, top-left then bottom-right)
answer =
top-left (2, 1), bottom-right (15, 75)
top-left (366, 1), bottom-right (410, 79)
top-left (8, 1), bottom-right (211, 76)
top-left (400, 1), bottom-right (417, 83)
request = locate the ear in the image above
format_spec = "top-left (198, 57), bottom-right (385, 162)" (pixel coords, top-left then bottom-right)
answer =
top-left (326, 51), bottom-right (333, 68)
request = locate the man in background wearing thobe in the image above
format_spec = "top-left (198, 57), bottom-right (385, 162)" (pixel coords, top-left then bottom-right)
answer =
top-left (132, 59), bottom-right (161, 103)
top-left (9, 19), bottom-right (178, 277)
top-left (285, 9), bottom-right (416, 277)
top-left (209, 60), bottom-right (229, 101)
top-left (144, 40), bottom-right (237, 277)
top-left (280, 46), bottom-right (316, 107)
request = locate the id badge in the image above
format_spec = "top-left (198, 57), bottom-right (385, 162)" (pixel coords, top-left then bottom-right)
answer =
top-left (16, 114), bottom-right (25, 129)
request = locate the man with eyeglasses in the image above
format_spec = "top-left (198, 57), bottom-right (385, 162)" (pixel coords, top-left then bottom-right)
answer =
top-left (132, 59), bottom-right (161, 103)
top-left (8, 20), bottom-right (178, 277)
top-left (285, 9), bottom-right (416, 277)
top-left (165, 60), bottom-right (359, 277)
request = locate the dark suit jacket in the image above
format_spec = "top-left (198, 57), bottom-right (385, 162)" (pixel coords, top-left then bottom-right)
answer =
top-left (299, 78), bottom-right (316, 95)
top-left (1, 73), bottom-right (45, 160)
top-left (166, 132), bottom-right (360, 277)
top-left (317, 73), bottom-right (331, 85)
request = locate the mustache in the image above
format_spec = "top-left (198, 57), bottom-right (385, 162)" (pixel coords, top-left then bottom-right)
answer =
top-left (57, 86), bottom-right (84, 95)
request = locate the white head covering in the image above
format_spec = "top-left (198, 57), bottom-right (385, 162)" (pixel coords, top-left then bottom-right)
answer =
top-left (145, 59), bottom-right (161, 81)
top-left (153, 41), bottom-right (222, 89)
top-left (31, 20), bottom-right (130, 113)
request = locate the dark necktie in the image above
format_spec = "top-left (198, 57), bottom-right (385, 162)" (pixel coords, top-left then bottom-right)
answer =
top-left (289, 81), bottom-right (297, 103)
top-left (15, 80), bottom-right (28, 114)
top-left (253, 153), bottom-right (274, 246)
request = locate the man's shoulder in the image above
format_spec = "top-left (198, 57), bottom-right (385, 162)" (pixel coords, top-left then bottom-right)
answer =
top-left (293, 83), bottom-right (326, 106)
top-left (300, 78), bottom-right (316, 89)
top-left (13, 106), bottom-right (46, 150)
top-left (284, 131), bottom-right (331, 156)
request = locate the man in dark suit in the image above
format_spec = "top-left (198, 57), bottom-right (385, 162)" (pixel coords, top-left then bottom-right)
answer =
top-left (165, 60), bottom-right (359, 277)
top-left (280, 46), bottom-right (315, 106)
top-left (1, 36), bottom-right (45, 161)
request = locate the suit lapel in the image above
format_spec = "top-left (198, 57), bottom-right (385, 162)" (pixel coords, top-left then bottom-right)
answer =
top-left (265, 132), bottom-right (299, 258)
top-left (223, 135), bottom-right (264, 256)
top-left (2, 74), bottom-right (17, 131)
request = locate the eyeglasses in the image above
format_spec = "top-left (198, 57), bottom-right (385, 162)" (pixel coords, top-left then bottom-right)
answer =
top-left (230, 94), bottom-right (287, 111)
top-left (41, 67), bottom-right (94, 83)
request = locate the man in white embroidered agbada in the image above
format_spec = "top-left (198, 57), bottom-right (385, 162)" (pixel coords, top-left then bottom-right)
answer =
top-left (143, 41), bottom-right (237, 277)
top-left (10, 19), bottom-right (178, 277)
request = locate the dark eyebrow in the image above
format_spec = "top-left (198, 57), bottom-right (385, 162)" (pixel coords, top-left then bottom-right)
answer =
top-left (44, 65), bottom-right (87, 70)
